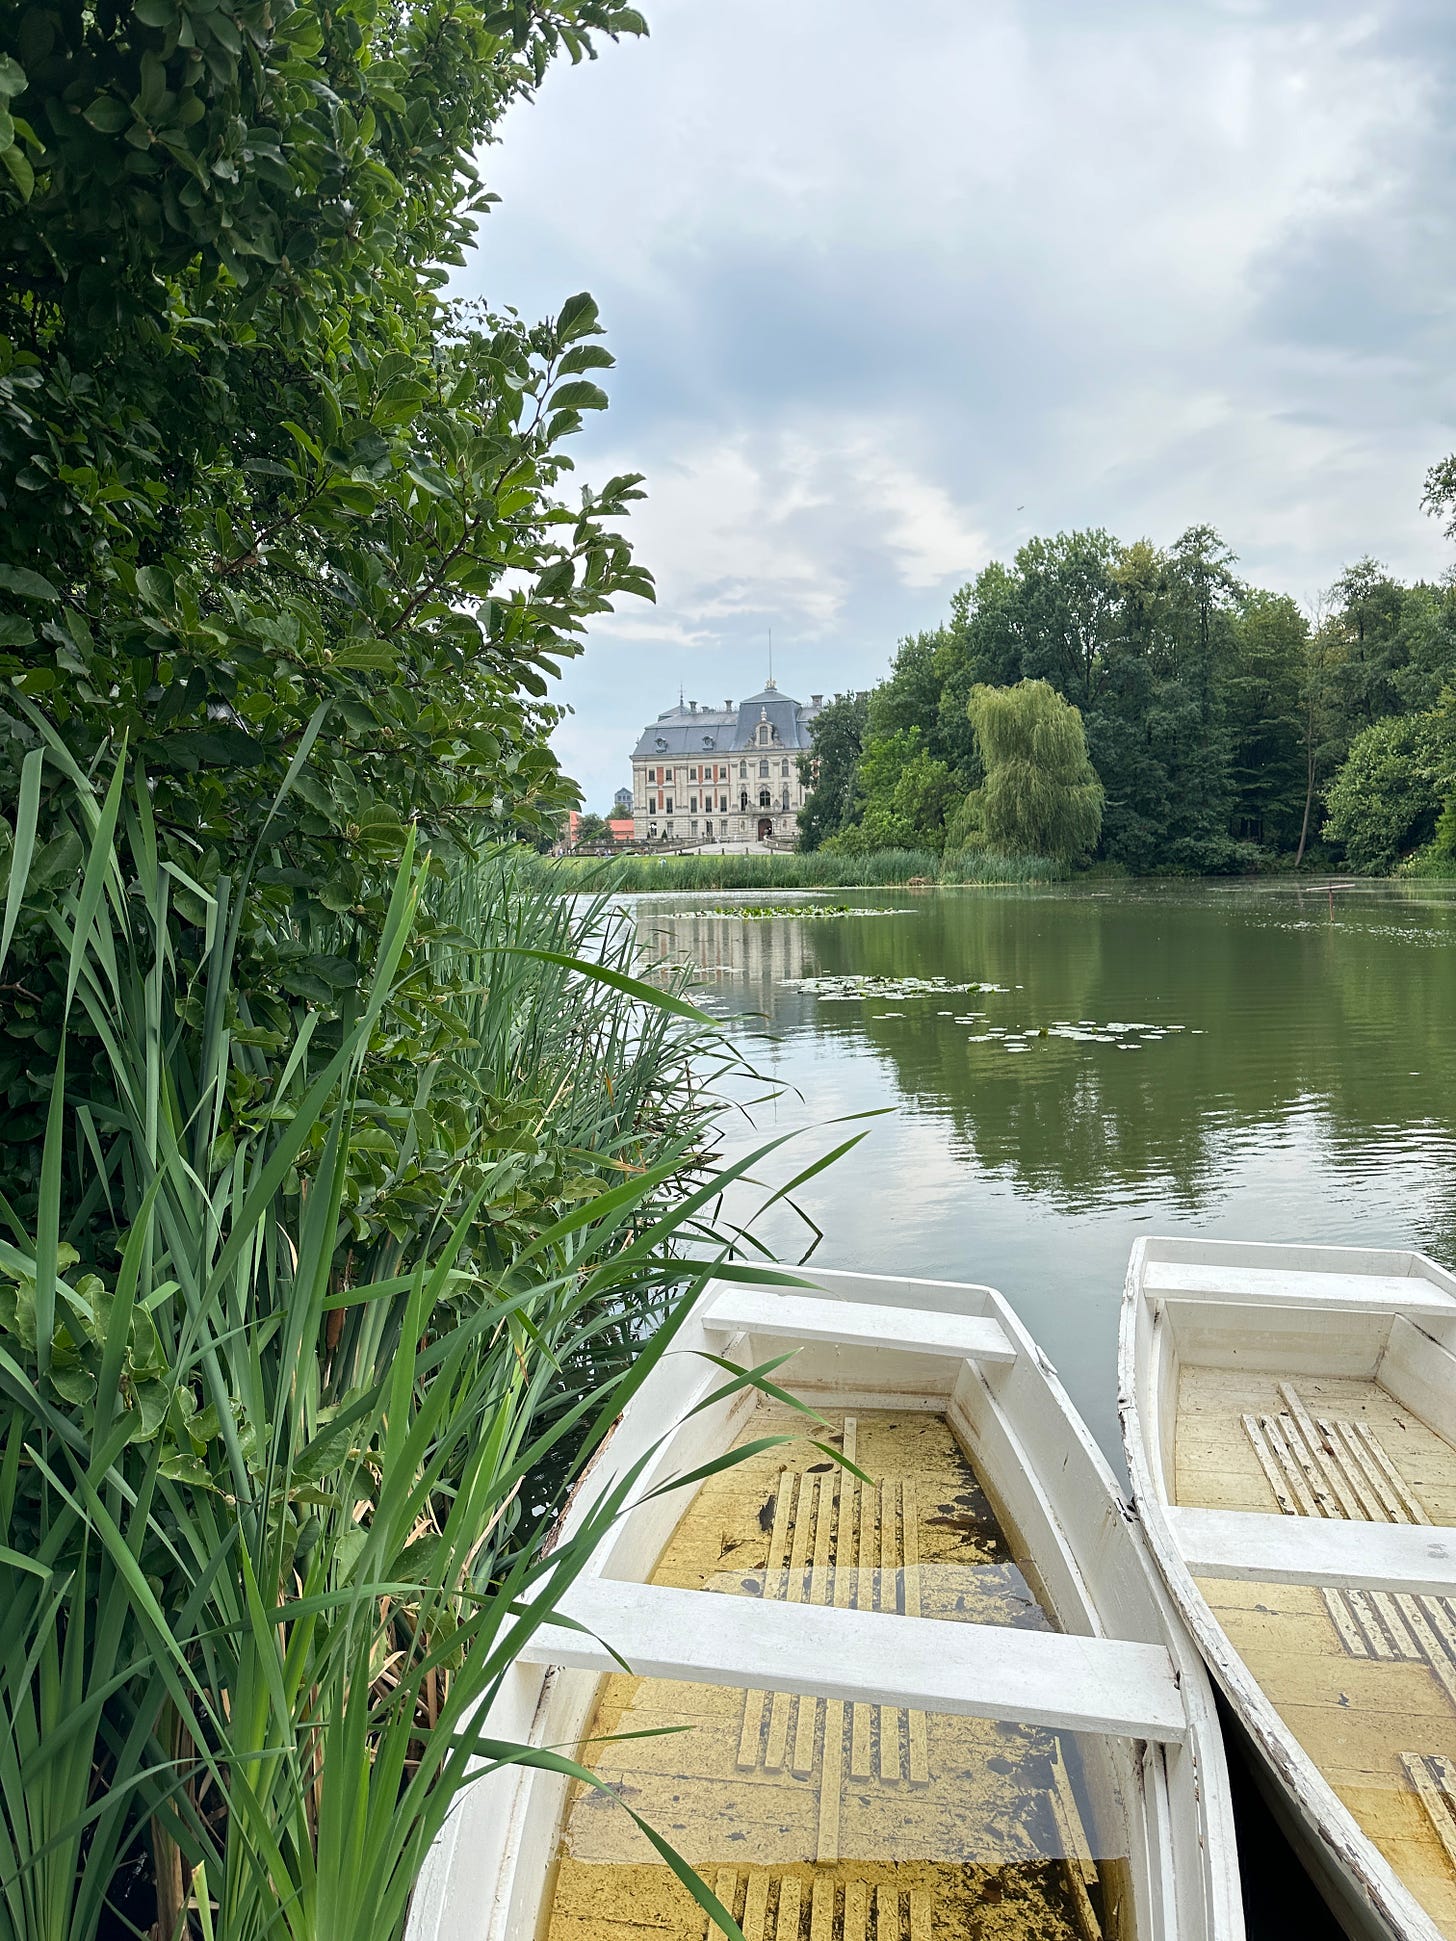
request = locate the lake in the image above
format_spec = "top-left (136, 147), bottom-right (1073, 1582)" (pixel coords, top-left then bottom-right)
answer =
top-left (642, 879), bottom-right (1456, 1465)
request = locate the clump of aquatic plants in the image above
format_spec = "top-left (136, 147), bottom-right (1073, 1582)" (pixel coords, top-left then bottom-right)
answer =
top-left (0, 748), bottom-right (841, 1941)
top-left (783, 974), bottom-right (1009, 1000)
top-left (671, 901), bottom-right (897, 921)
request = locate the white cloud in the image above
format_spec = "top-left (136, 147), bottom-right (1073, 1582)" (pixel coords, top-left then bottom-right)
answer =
top-left (588, 419), bottom-right (988, 642)
top-left (456, 0), bottom-right (1456, 809)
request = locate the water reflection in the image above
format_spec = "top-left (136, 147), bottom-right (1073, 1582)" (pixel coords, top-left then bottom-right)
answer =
top-left (637, 884), bottom-right (1456, 1456)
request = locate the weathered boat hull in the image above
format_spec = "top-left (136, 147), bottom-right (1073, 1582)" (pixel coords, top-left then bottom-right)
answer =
top-left (410, 1267), bottom-right (1242, 1941)
top-left (1120, 1236), bottom-right (1456, 1941)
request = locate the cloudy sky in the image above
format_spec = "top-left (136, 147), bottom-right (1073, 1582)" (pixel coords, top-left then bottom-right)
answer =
top-left (454, 0), bottom-right (1456, 813)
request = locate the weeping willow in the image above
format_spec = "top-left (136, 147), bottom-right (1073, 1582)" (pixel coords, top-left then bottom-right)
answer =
top-left (966, 679), bottom-right (1105, 863)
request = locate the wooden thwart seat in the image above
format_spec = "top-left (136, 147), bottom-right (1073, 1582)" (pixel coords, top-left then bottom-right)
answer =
top-left (518, 1575), bottom-right (1188, 1742)
top-left (701, 1290), bottom-right (1016, 1364)
top-left (1143, 1260), bottom-right (1451, 1313)
top-left (1167, 1505), bottom-right (1456, 1597)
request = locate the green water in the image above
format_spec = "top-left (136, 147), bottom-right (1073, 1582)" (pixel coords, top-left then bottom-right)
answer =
top-left (643, 880), bottom-right (1456, 1462)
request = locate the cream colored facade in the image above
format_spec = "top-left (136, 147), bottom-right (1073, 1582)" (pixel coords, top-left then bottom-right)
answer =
top-left (630, 681), bottom-right (821, 844)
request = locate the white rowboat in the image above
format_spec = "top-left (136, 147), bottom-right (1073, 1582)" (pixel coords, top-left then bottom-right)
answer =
top-left (1120, 1236), bottom-right (1456, 1941)
top-left (411, 1268), bottom-right (1242, 1941)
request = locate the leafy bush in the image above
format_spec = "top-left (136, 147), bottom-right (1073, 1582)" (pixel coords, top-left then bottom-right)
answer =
top-left (0, 0), bottom-right (658, 1228)
top-left (1323, 713), bottom-right (1449, 873)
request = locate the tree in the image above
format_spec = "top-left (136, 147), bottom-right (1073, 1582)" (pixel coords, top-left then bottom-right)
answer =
top-left (1014, 529), bottom-right (1122, 709)
top-left (0, 0), bottom-right (654, 1207)
top-left (827, 725), bottom-right (957, 853)
top-left (1225, 591), bottom-right (1307, 849)
top-left (1322, 705), bottom-right (1456, 873)
top-left (1326, 558), bottom-right (1409, 740)
top-left (0, 0), bottom-right (652, 924)
top-left (1153, 525), bottom-right (1239, 869)
top-left (797, 690), bottom-right (867, 849)
top-left (575, 812), bottom-right (608, 843)
top-left (966, 679), bottom-right (1103, 863)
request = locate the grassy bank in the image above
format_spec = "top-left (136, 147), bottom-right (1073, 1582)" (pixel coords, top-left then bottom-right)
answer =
top-left (533, 847), bottom-right (1065, 893)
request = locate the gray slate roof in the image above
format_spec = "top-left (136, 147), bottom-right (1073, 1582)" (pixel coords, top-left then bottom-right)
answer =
top-left (631, 685), bottom-right (820, 760)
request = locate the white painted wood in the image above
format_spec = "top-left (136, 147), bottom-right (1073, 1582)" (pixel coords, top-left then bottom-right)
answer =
top-left (789, 1265), bottom-right (1001, 1315)
top-left (701, 1287), bottom-right (1017, 1363)
top-left (1379, 1315), bottom-right (1456, 1446)
top-left (1121, 1234), bottom-right (1454, 1941)
top-left (522, 1575), bottom-right (1189, 1742)
top-left (1166, 1505), bottom-right (1456, 1596)
top-left (1144, 1262), bottom-right (1451, 1312)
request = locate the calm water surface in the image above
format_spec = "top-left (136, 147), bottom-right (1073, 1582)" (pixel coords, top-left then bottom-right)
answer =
top-left (638, 881), bottom-right (1456, 1464)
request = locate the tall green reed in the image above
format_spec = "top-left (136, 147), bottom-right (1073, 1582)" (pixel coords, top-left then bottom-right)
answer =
top-left (0, 748), bottom-right (858, 1941)
top-left (527, 847), bottom-right (1065, 893)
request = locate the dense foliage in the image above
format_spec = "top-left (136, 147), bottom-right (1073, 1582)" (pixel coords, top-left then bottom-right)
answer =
top-left (531, 847), bottom-right (1063, 892)
top-left (0, 768), bottom-right (804, 1941)
top-left (801, 519), bottom-right (1456, 875)
top-left (964, 680), bottom-right (1103, 865)
top-left (0, 0), bottom-right (657, 1224)
top-left (0, 3), bottom-right (835, 1938)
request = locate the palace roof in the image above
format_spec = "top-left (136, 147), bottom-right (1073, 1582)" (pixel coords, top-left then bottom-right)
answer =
top-left (631, 683), bottom-right (820, 760)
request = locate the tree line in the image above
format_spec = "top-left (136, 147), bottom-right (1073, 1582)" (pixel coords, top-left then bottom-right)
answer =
top-left (800, 510), bottom-right (1456, 875)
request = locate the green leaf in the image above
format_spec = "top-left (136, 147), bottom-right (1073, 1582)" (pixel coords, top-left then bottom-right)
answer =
top-left (547, 380), bottom-right (609, 414)
top-left (1, 142), bottom-right (33, 200)
top-left (557, 344), bottom-right (614, 375)
top-left (556, 291), bottom-right (600, 342)
top-left (0, 56), bottom-right (25, 99)
top-left (334, 640), bottom-right (397, 672)
top-left (0, 564), bottom-right (60, 601)
top-left (0, 746), bottom-right (44, 976)
top-left (82, 95), bottom-right (132, 133)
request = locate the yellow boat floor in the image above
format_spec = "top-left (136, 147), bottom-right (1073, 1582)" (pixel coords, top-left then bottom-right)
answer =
top-left (545, 1407), bottom-right (1129, 1941)
top-left (1177, 1365), bottom-right (1456, 1937)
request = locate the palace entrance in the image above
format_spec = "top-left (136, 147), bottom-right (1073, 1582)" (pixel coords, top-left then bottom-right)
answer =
top-left (757, 817), bottom-right (773, 841)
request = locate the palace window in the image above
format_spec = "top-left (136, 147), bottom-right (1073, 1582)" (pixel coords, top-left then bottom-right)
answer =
top-left (780, 760), bottom-right (789, 776)
top-left (739, 790), bottom-right (749, 811)
top-left (739, 761), bottom-right (747, 779)
top-left (719, 795), bottom-right (727, 813)
top-left (690, 796), bottom-right (698, 813)
top-left (781, 790), bottom-right (791, 810)
top-left (647, 768), bottom-right (656, 783)
top-left (759, 788), bottom-right (771, 809)
top-left (759, 760), bottom-right (769, 778)
top-left (665, 797), bottom-right (673, 813)
top-left (689, 767), bottom-right (697, 782)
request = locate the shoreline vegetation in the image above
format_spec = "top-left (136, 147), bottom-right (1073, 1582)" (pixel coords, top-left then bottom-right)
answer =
top-left (528, 847), bottom-right (1456, 895)
top-left (530, 847), bottom-right (1065, 892)
top-left (793, 529), bottom-right (1456, 881)
top-left (0, 5), bottom-right (849, 1939)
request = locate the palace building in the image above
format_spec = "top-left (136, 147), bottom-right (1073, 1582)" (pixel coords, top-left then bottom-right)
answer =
top-left (629, 681), bottom-right (822, 845)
